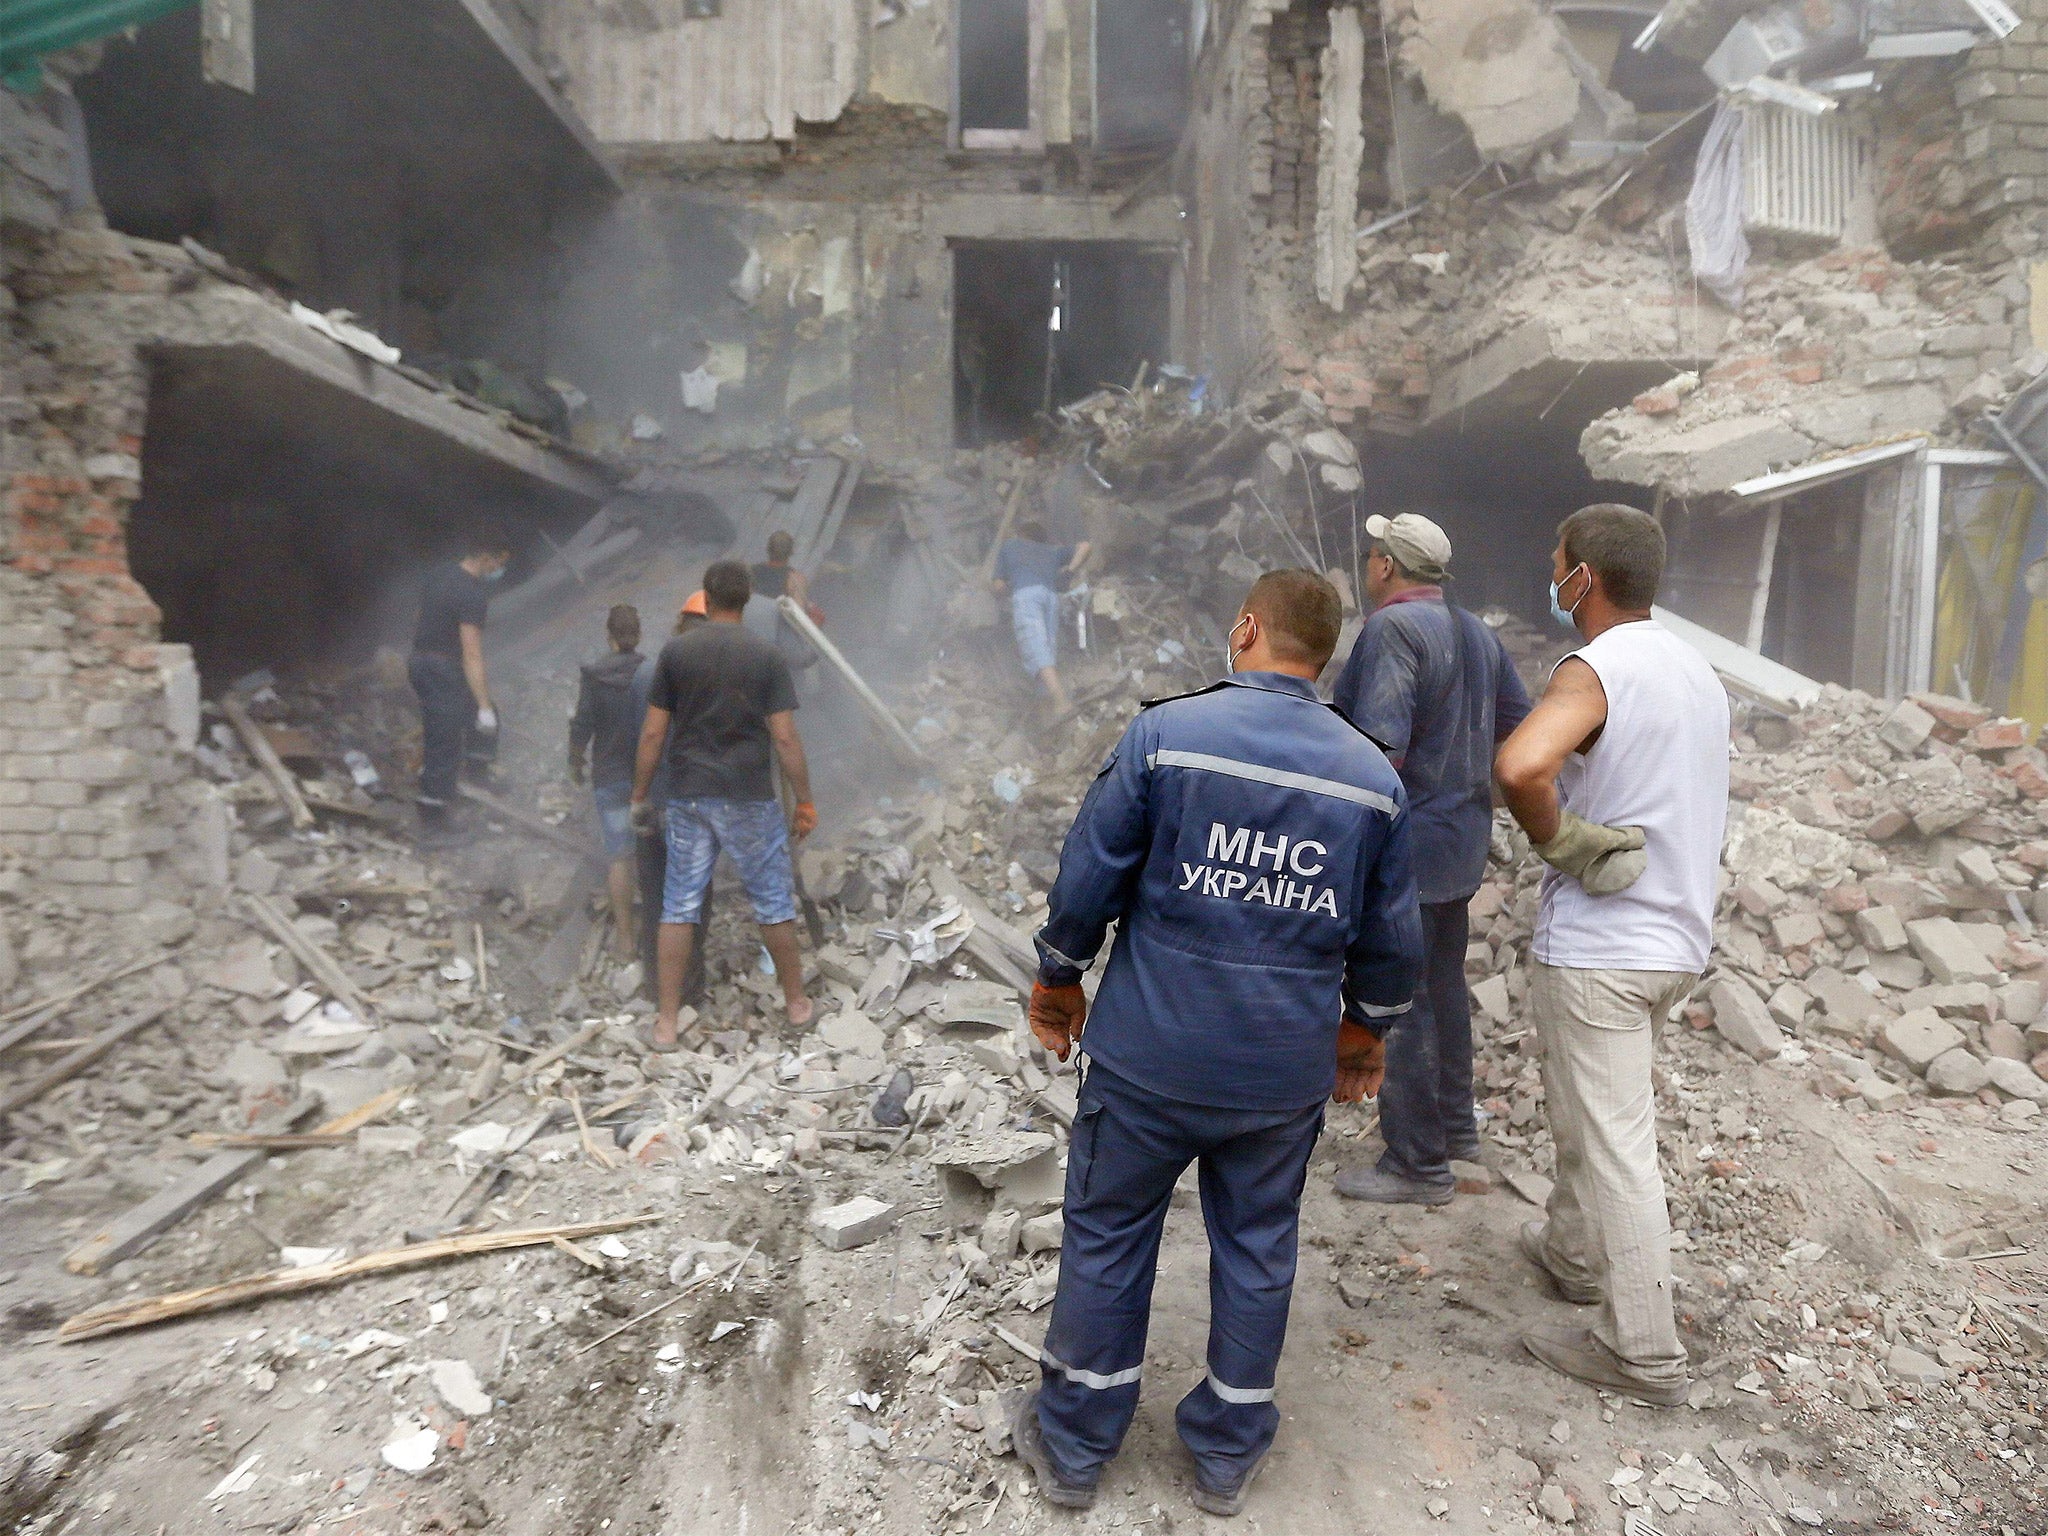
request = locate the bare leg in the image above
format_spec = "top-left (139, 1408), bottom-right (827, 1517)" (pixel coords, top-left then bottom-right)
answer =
top-left (607, 857), bottom-right (636, 958)
top-left (655, 921), bottom-right (697, 1045)
top-left (1038, 665), bottom-right (1072, 715)
top-left (759, 919), bottom-right (812, 1027)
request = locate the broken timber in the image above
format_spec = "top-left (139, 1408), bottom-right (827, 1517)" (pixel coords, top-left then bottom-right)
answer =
top-left (0, 951), bottom-right (178, 1058)
top-left (0, 1004), bottom-right (171, 1121)
top-left (241, 892), bottom-right (378, 1025)
top-left (776, 597), bottom-right (927, 767)
top-left (927, 864), bottom-right (1036, 995)
top-left (220, 694), bottom-right (314, 830)
top-left (65, 1087), bottom-right (406, 1276)
top-left (457, 782), bottom-right (593, 858)
top-left (58, 1215), bottom-right (663, 1341)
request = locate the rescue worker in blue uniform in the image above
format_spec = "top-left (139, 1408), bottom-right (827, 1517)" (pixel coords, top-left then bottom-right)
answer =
top-left (1012, 569), bottom-right (1423, 1517)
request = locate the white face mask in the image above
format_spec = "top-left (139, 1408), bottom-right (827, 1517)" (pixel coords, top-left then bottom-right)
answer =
top-left (1226, 614), bottom-right (1252, 674)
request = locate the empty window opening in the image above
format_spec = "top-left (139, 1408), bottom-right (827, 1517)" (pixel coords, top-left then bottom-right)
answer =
top-left (1098, 0), bottom-right (1193, 151)
top-left (957, 0), bottom-right (1041, 147)
top-left (953, 242), bottom-right (1172, 447)
top-left (1663, 475), bottom-right (1885, 691)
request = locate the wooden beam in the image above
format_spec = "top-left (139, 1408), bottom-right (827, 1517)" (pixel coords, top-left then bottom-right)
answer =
top-left (64, 1096), bottom-right (323, 1275)
top-left (0, 1004), bottom-right (170, 1120)
top-left (58, 1214), bottom-right (663, 1341)
top-left (219, 694), bottom-right (314, 830)
top-left (774, 598), bottom-right (926, 767)
top-left (0, 951), bottom-right (176, 1056)
top-left (241, 893), bottom-right (377, 1024)
top-left (458, 783), bottom-right (593, 858)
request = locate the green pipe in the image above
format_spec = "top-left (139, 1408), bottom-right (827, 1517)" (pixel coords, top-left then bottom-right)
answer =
top-left (1, 0), bottom-right (199, 89)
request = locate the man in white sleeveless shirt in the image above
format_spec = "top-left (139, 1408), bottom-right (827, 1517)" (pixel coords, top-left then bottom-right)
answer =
top-left (1495, 504), bottom-right (1728, 1405)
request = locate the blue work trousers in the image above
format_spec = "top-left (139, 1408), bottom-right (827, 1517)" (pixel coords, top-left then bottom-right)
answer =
top-left (1375, 897), bottom-right (1477, 1189)
top-left (1037, 1064), bottom-right (1323, 1491)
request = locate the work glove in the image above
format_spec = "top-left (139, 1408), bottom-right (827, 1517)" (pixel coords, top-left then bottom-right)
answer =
top-left (475, 706), bottom-right (498, 735)
top-left (1533, 810), bottom-right (1646, 895)
top-left (567, 753), bottom-right (585, 786)
top-left (791, 801), bottom-right (818, 839)
top-left (629, 799), bottom-right (661, 839)
top-left (1332, 1016), bottom-right (1386, 1104)
top-left (1028, 981), bottom-right (1088, 1062)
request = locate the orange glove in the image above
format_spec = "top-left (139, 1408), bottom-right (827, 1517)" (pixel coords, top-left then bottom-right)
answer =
top-left (1028, 981), bottom-right (1088, 1061)
top-left (791, 801), bottom-right (818, 838)
top-left (1332, 1017), bottom-right (1386, 1104)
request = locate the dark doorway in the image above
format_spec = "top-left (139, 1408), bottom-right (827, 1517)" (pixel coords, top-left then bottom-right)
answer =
top-left (952, 241), bottom-right (1173, 446)
top-left (1097, 0), bottom-right (1192, 150)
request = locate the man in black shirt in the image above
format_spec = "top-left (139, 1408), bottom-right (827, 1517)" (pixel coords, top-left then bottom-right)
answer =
top-left (569, 604), bottom-right (645, 959)
top-left (408, 531), bottom-right (509, 833)
top-left (630, 559), bottom-right (817, 1048)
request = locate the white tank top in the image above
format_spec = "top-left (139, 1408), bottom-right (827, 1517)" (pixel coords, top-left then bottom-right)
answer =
top-left (1533, 619), bottom-right (1729, 974)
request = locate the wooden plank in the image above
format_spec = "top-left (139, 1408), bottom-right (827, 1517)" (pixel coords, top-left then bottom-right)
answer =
top-left (64, 1096), bottom-right (322, 1275)
top-left (977, 476), bottom-right (1031, 582)
top-left (926, 865), bottom-right (1039, 973)
top-left (736, 457), bottom-right (843, 568)
top-left (242, 893), bottom-right (377, 1024)
top-left (507, 1019), bottom-right (605, 1085)
top-left (0, 952), bottom-right (176, 1055)
top-left (0, 1004), bottom-right (170, 1120)
top-left (58, 1214), bottom-right (663, 1341)
top-left (219, 694), bottom-right (314, 830)
top-left (457, 783), bottom-right (592, 858)
top-left (774, 597), bottom-right (926, 766)
top-left (798, 455), bottom-right (862, 578)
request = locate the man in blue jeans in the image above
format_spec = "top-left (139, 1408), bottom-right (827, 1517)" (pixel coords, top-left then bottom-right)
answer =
top-left (993, 517), bottom-right (1090, 715)
top-left (628, 560), bottom-right (817, 1048)
top-left (1016, 570), bottom-right (1419, 1517)
top-left (1330, 513), bottom-right (1532, 1205)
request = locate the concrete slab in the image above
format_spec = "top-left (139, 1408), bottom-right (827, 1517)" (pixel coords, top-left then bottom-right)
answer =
top-left (1585, 413), bottom-right (1818, 497)
top-left (1423, 319), bottom-right (1683, 434)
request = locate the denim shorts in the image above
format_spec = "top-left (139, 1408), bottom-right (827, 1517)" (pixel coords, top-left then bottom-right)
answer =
top-left (1011, 585), bottom-right (1060, 675)
top-left (592, 782), bottom-right (634, 860)
top-left (661, 797), bottom-right (797, 926)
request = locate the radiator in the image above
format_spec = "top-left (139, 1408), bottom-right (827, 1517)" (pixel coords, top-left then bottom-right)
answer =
top-left (1742, 102), bottom-right (1863, 241)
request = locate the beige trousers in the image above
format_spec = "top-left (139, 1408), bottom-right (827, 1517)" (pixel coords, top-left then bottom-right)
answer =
top-left (1528, 961), bottom-right (1695, 1380)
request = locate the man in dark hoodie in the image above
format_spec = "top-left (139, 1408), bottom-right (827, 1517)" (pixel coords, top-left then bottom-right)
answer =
top-left (569, 604), bottom-right (645, 959)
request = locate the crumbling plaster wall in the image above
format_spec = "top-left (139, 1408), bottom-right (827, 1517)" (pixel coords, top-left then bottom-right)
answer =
top-left (548, 168), bottom-right (1181, 457)
top-left (2, 87), bottom-right (210, 916)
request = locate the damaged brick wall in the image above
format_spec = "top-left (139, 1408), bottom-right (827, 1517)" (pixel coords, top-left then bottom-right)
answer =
top-left (1957, 0), bottom-right (2048, 218)
top-left (3, 88), bottom-right (203, 914)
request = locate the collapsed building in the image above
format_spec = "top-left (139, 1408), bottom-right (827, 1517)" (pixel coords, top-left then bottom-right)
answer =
top-left (5, 0), bottom-right (2048, 1529)
top-left (10, 0), bottom-right (2048, 911)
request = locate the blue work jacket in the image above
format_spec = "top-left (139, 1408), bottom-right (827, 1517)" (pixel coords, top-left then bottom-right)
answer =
top-left (1035, 671), bottom-right (1423, 1111)
top-left (1332, 593), bottom-right (1531, 905)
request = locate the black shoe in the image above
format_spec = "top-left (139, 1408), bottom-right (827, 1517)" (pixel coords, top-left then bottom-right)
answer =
top-left (1010, 1390), bottom-right (1097, 1510)
top-left (1333, 1164), bottom-right (1454, 1206)
top-left (1191, 1443), bottom-right (1271, 1517)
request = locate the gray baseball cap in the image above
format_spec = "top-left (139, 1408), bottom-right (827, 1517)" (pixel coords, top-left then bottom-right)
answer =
top-left (1364, 513), bottom-right (1452, 579)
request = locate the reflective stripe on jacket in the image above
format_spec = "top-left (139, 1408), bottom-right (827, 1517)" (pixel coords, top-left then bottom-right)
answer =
top-left (1035, 671), bottom-right (1423, 1111)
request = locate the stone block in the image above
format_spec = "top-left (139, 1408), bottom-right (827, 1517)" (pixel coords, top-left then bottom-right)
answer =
top-left (1859, 1077), bottom-right (1909, 1112)
top-left (1911, 693), bottom-right (1992, 731)
top-left (61, 748), bottom-right (142, 785)
top-left (358, 1125), bottom-right (425, 1156)
top-left (1956, 847), bottom-right (2003, 889)
top-left (1925, 1047), bottom-right (1991, 1095)
top-left (1907, 917), bottom-right (2001, 984)
top-left (1999, 978), bottom-right (2043, 1024)
top-left (1767, 983), bottom-right (1811, 1031)
top-left (930, 1131), bottom-right (1064, 1225)
top-left (820, 1008), bottom-right (887, 1059)
top-left (1806, 968), bottom-right (1886, 1034)
top-left (811, 1196), bottom-right (900, 1251)
top-left (1985, 1055), bottom-right (2048, 1103)
top-left (1470, 973), bottom-right (1511, 1022)
top-left (1771, 910), bottom-right (1825, 951)
top-left (1709, 979), bottom-right (1784, 1061)
top-left (1879, 1008), bottom-right (1965, 1071)
top-left (1020, 1211), bottom-right (1065, 1254)
top-left (1878, 699), bottom-right (1936, 754)
top-left (1853, 905), bottom-right (1910, 952)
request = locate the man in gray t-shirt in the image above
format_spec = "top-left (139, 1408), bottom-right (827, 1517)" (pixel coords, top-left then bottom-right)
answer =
top-left (630, 560), bottom-right (818, 1049)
